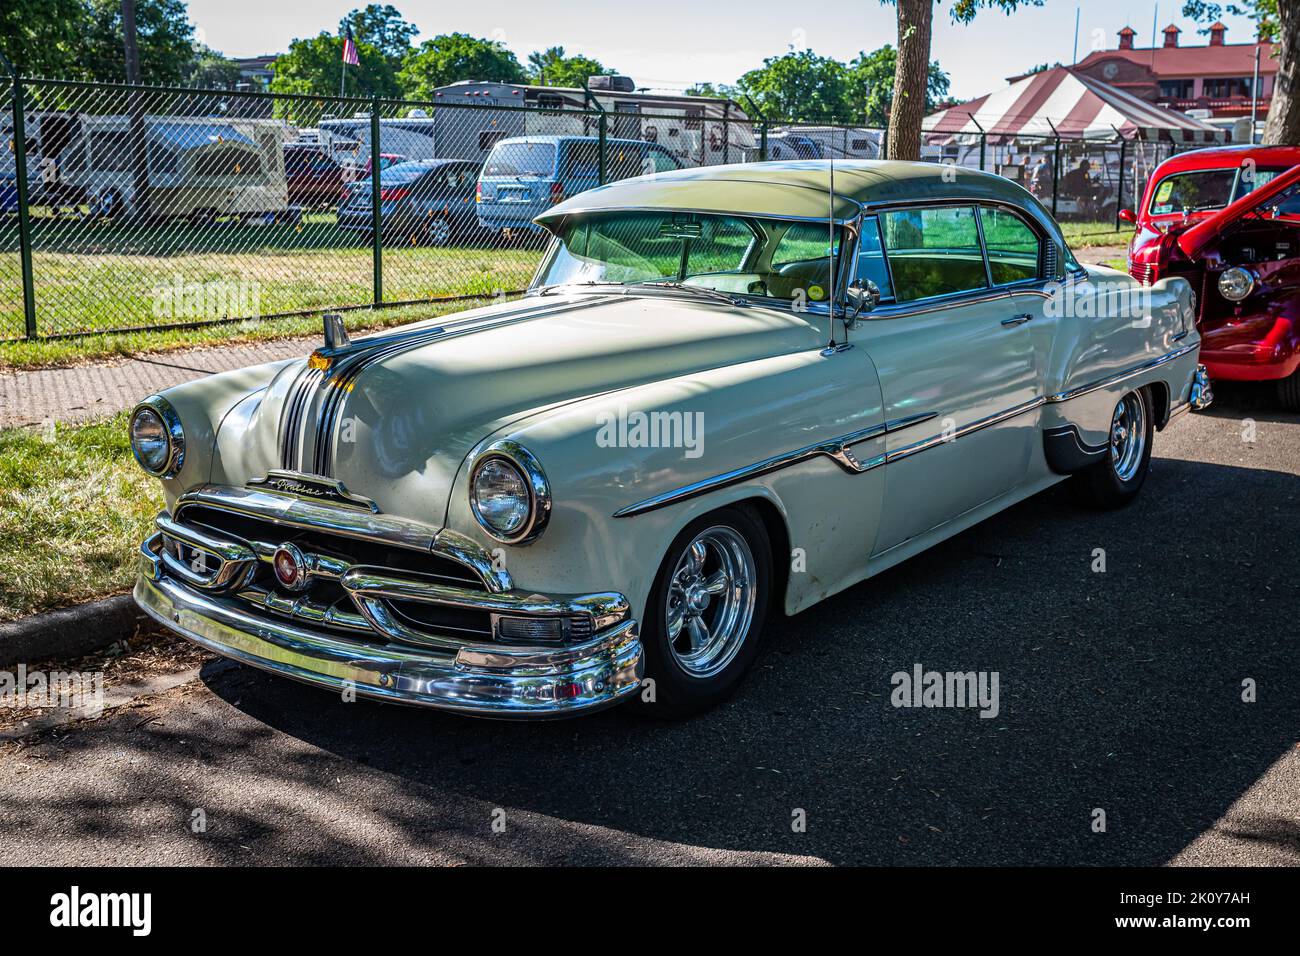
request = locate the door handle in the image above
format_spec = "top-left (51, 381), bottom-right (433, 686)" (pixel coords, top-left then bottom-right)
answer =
top-left (1001, 313), bottom-right (1033, 327)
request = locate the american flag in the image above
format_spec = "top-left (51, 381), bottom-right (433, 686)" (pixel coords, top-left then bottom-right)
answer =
top-left (342, 27), bottom-right (360, 66)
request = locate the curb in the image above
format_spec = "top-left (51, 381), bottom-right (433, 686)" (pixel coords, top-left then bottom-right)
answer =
top-left (0, 594), bottom-right (150, 667)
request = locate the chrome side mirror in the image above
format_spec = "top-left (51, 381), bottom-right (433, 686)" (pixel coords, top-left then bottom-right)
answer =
top-left (845, 278), bottom-right (881, 318)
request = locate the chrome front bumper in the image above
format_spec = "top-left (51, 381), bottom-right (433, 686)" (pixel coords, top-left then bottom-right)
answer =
top-left (134, 490), bottom-right (643, 717)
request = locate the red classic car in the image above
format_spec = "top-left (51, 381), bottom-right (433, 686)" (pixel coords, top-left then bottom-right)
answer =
top-left (1124, 146), bottom-right (1300, 407)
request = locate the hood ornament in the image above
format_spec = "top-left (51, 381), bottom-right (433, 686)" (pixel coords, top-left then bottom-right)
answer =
top-left (323, 312), bottom-right (351, 350)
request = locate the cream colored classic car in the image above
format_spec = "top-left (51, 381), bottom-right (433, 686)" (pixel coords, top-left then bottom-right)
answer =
top-left (130, 160), bottom-right (1211, 718)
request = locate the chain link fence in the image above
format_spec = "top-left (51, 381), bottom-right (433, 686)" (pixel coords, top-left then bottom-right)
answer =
top-left (921, 131), bottom-right (1209, 236)
top-left (2, 73), bottom-right (1207, 343)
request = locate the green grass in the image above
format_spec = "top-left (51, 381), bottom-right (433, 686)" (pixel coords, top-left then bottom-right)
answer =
top-left (0, 411), bottom-right (162, 622)
top-left (1060, 221), bottom-right (1133, 248)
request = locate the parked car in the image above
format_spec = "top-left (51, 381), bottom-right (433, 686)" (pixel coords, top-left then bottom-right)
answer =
top-left (336, 159), bottom-right (481, 246)
top-left (128, 160), bottom-right (1208, 719)
top-left (284, 143), bottom-right (344, 209)
top-left (475, 134), bottom-right (683, 237)
top-left (337, 152), bottom-right (406, 203)
top-left (1125, 145), bottom-right (1300, 407)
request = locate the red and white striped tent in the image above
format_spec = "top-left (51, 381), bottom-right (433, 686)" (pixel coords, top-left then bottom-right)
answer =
top-left (923, 66), bottom-right (1226, 143)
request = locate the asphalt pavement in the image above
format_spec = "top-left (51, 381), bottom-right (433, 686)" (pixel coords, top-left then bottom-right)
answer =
top-left (1, 381), bottom-right (1296, 866)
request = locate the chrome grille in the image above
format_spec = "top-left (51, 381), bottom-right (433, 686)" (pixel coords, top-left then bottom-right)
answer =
top-left (163, 500), bottom-right (497, 649)
top-left (1129, 261), bottom-right (1155, 284)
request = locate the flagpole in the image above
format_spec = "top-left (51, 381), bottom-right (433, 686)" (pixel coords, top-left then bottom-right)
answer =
top-left (340, 61), bottom-right (346, 98)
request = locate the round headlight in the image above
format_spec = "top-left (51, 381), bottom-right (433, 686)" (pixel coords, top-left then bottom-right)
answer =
top-left (469, 442), bottom-right (550, 544)
top-left (129, 397), bottom-right (184, 477)
top-left (1218, 267), bottom-right (1256, 302)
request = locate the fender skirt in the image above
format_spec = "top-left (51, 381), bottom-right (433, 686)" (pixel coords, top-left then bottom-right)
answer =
top-left (1043, 424), bottom-right (1108, 475)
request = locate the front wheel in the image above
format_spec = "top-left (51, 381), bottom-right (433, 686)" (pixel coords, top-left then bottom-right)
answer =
top-left (636, 506), bottom-right (771, 718)
top-left (1071, 388), bottom-right (1153, 508)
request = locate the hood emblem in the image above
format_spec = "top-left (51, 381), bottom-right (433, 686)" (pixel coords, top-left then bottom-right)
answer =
top-left (272, 543), bottom-right (309, 591)
top-left (249, 470), bottom-right (380, 512)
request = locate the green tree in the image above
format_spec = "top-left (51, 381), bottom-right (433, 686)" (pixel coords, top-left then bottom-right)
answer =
top-left (0, 0), bottom-right (85, 78)
top-left (525, 46), bottom-right (614, 87)
top-left (844, 45), bottom-right (948, 127)
top-left (398, 33), bottom-right (525, 98)
top-left (185, 44), bottom-right (243, 89)
top-left (884, 0), bottom-right (1040, 160)
top-left (81, 0), bottom-right (196, 83)
top-left (734, 49), bottom-right (851, 122)
top-left (684, 81), bottom-right (739, 99)
top-left (270, 32), bottom-right (400, 100)
top-left (339, 5), bottom-right (418, 62)
top-left (1183, 0), bottom-right (1296, 144)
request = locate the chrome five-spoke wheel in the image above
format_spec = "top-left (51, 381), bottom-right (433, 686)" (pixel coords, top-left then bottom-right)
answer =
top-left (1110, 391), bottom-right (1147, 482)
top-left (665, 526), bottom-right (757, 678)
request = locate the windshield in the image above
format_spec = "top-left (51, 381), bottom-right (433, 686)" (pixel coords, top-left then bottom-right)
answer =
top-left (1148, 166), bottom-right (1300, 217)
top-left (534, 211), bottom-right (844, 304)
top-left (485, 141), bottom-right (556, 177)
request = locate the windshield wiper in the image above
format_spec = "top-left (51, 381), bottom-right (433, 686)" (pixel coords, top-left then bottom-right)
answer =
top-left (532, 281), bottom-right (627, 296)
top-left (629, 281), bottom-right (749, 307)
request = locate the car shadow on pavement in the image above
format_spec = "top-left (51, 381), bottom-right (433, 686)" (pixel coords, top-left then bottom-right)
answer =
top-left (193, 412), bottom-right (1299, 865)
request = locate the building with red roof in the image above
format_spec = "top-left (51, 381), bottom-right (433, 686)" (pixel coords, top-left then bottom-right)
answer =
top-left (1064, 23), bottom-right (1277, 121)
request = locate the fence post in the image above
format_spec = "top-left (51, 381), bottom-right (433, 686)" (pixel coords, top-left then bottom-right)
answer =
top-left (370, 95), bottom-right (382, 307)
top-left (1115, 137), bottom-right (1127, 230)
top-left (1051, 133), bottom-right (1061, 220)
top-left (11, 74), bottom-right (36, 339)
top-left (760, 123), bottom-right (768, 161)
top-left (597, 111), bottom-right (607, 185)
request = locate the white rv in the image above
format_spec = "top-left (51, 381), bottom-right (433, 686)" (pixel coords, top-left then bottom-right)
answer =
top-left (1, 112), bottom-right (289, 220)
top-left (425, 79), bottom-right (756, 168)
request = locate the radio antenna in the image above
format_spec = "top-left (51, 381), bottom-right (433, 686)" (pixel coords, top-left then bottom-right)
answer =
top-left (827, 156), bottom-right (837, 350)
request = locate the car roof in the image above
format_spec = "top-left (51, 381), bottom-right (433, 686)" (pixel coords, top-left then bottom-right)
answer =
top-left (536, 159), bottom-right (1055, 228)
top-left (490, 135), bottom-right (663, 148)
top-left (1154, 144), bottom-right (1300, 173)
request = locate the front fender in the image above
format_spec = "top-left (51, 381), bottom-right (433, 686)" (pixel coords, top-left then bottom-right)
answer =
top-left (152, 359), bottom-right (295, 509)
top-left (444, 345), bottom-right (887, 622)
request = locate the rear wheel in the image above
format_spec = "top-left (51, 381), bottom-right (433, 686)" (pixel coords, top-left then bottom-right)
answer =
top-left (1071, 388), bottom-right (1153, 509)
top-left (421, 214), bottom-right (452, 247)
top-left (636, 506), bottom-right (771, 718)
top-left (1277, 369), bottom-right (1300, 411)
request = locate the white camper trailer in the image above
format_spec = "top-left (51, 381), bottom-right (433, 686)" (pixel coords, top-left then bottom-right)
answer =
top-left (1, 112), bottom-right (289, 220)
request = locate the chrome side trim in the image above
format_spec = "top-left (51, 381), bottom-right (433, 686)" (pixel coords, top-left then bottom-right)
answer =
top-left (1046, 343), bottom-right (1199, 404)
top-left (884, 396), bottom-right (1045, 466)
top-left (612, 412), bottom-right (937, 519)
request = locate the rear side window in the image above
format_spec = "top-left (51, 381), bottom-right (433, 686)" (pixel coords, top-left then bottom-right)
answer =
top-left (880, 205), bottom-right (987, 302)
top-left (979, 206), bottom-right (1040, 284)
top-left (485, 142), bottom-right (556, 177)
top-left (379, 162), bottom-right (430, 184)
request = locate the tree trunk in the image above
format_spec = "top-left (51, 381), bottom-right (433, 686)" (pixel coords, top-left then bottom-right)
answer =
top-left (886, 0), bottom-right (934, 161)
top-left (1263, 0), bottom-right (1300, 145)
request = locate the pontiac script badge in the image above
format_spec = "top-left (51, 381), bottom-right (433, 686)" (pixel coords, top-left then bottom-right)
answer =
top-left (248, 470), bottom-right (380, 512)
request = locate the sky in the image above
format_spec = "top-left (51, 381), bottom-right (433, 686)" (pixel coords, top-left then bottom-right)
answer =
top-left (187, 0), bottom-right (1263, 101)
